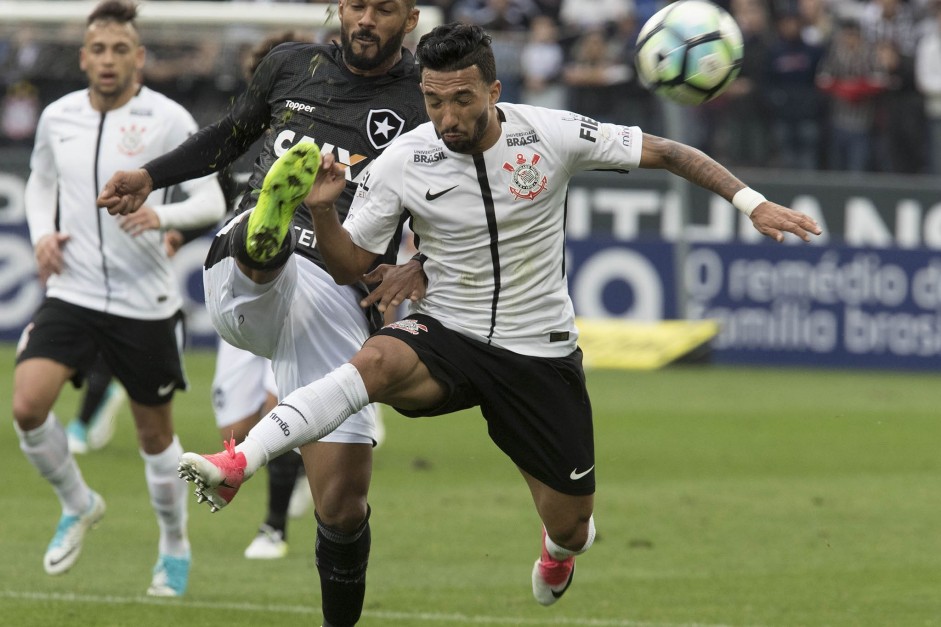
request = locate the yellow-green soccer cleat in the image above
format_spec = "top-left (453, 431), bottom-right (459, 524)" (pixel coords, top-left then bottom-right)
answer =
top-left (245, 141), bottom-right (321, 263)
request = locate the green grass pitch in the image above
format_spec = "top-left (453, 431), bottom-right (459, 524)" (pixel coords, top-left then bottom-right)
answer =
top-left (2, 343), bottom-right (940, 626)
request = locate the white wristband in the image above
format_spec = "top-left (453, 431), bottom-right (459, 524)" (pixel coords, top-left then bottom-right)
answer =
top-left (732, 187), bottom-right (766, 217)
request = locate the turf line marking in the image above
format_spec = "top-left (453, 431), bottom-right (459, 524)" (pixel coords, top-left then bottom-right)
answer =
top-left (0, 590), bottom-right (738, 627)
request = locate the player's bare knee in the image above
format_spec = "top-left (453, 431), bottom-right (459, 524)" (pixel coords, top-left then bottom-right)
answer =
top-left (350, 342), bottom-right (402, 397)
top-left (546, 516), bottom-right (595, 555)
top-left (548, 514), bottom-right (596, 555)
top-left (314, 497), bottom-right (369, 534)
top-left (11, 390), bottom-right (51, 431)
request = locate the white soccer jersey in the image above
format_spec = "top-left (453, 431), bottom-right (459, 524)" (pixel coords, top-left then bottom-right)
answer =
top-left (25, 86), bottom-right (225, 320)
top-left (344, 103), bottom-right (643, 358)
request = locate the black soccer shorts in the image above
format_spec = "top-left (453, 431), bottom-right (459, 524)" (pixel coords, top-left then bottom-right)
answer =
top-left (374, 314), bottom-right (596, 496)
top-left (17, 298), bottom-right (188, 406)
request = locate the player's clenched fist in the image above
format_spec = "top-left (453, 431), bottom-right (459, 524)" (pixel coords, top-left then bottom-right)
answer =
top-left (97, 168), bottom-right (154, 215)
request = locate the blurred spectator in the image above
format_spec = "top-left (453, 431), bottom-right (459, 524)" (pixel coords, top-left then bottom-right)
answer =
top-left (816, 19), bottom-right (886, 172)
top-left (4, 25), bottom-right (86, 111)
top-left (860, 0), bottom-right (921, 57)
top-left (798, 0), bottom-right (835, 46)
top-left (872, 38), bottom-right (926, 172)
top-left (520, 15), bottom-right (566, 108)
top-left (701, 0), bottom-right (772, 166)
top-left (144, 35), bottom-right (224, 125)
top-left (766, 10), bottom-right (825, 169)
top-left (532, 0), bottom-right (563, 21)
top-left (614, 11), bottom-right (661, 133)
top-left (454, 0), bottom-right (532, 102)
top-left (1, 81), bottom-right (41, 145)
top-left (561, 28), bottom-right (633, 123)
top-left (558, 0), bottom-right (634, 35)
top-left (242, 30), bottom-right (314, 78)
top-left (1, 0), bottom-right (937, 176)
top-left (452, 0), bottom-right (539, 28)
top-left (422, 0), bottom-right (460, 22)
top-left (915, 0), bottom-right (941, 174)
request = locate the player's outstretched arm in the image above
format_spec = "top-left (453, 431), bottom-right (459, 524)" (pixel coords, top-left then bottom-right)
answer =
top-left (97, 168), bottom-right (153, 216)
top-left (638, 133), bottom-right (821, 242)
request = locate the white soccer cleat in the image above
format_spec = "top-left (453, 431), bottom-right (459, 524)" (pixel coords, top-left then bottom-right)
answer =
top-left (65, 419), bottom-right (90, 455)
top-left (43, 491), bottom-right (106, 575)
top-left (147, 553), bottom-right (191, 597)
top-left (86, 381), bottom-right (125, 451)
top-left (178, 438), bottom-right (247, 513)
top-left (244, 524), bottom-right (288, 559)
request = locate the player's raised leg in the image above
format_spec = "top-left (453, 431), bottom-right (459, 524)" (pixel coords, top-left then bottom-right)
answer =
top-left (244, 141), bottom-right (320, 264)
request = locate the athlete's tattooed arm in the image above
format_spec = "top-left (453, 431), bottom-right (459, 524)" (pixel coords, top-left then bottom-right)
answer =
top-left (638, 133), bottom-right (822, 243)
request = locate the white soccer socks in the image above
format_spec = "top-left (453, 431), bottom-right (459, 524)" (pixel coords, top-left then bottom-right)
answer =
top-left (546, 515), bottom-right (597, 559)
top-left (141, 435), bottom-right (190, 557)
top-left (237, 363), bottom-right (370, 475)
top-left (16, 412), bottom-right (92, 515)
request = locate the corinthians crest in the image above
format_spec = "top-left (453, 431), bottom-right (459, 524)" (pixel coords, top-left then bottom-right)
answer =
top-left (118, 124), bottom-right (146, 156)
top-left (502, 152), bottom-right (547, 201)
top-left (384, 319), bottom-right (429, 335)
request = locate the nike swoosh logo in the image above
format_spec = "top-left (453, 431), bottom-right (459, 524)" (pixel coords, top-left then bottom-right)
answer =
top-left (48, 546), bottom-right (78, 566)
top-left (425, 185), bottom-right (458, 201)
top-left (552, 563), bottom-right (575, 598)
top-left (157, 382), bottom-right (176, 396)
top-left (569, 466), bottom-right (594, 480)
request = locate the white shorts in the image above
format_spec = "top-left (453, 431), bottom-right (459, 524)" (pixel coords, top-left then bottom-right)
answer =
top-left (211, 339), bottom-right (278, 429)
top-left (204, 253), bottom-right (378, 444)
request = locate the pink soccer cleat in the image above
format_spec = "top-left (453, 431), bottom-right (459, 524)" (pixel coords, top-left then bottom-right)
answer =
top-left (531, 527), bottom-right (576, 606)
top-left (178, 438), bottom-right (247, 513)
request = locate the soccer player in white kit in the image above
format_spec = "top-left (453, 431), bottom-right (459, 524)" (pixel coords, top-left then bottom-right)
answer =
top-left (184, 22), bottom-right (820, 607)
top-left (12, 0), bottom-right (226, 597)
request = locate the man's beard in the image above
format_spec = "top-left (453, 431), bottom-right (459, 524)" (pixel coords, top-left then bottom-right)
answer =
top-left (341, 26), bottom-right (405, 72)
top-left (442, 107), bottom-right (490, 154)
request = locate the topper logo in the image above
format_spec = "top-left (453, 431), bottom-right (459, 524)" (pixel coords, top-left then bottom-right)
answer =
top-left (285, 100), bottom-right (316, 114)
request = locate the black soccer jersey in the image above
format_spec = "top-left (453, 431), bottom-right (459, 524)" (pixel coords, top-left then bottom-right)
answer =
top-left (143, 41), bottom-right (427, 268)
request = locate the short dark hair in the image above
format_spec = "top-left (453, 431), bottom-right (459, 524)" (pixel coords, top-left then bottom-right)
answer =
top-left (416, 23), bottom-right (496, 84)
top-left (87, 0), bottom-right (138, 27)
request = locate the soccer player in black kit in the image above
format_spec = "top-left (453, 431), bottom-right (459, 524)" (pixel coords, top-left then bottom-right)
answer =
top-left (99, 1), bottom-right (427, 625)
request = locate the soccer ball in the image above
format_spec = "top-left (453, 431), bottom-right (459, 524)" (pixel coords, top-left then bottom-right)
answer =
top-left (634, 0), bottom-right (744, 105)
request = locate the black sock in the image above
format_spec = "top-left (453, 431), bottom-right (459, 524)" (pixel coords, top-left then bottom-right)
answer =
top-left (316, 506), bottom-right (371, 627)
top-left (230, 213), bottom-right (296, 271)
top-left (263, 450), bottom-right (302, 537)
top-left (78, 356), bottom-right (113, 426)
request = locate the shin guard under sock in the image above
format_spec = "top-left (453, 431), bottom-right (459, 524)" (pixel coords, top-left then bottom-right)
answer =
top-left (316, 506), bottom-right (371, 627)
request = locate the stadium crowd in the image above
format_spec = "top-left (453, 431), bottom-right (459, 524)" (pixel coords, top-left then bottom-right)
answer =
top-left (1, 0), bottom-right (940, 174)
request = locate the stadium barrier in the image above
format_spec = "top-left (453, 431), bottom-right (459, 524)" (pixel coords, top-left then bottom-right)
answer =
top-left (3, 148), bottom-right (941, 370)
